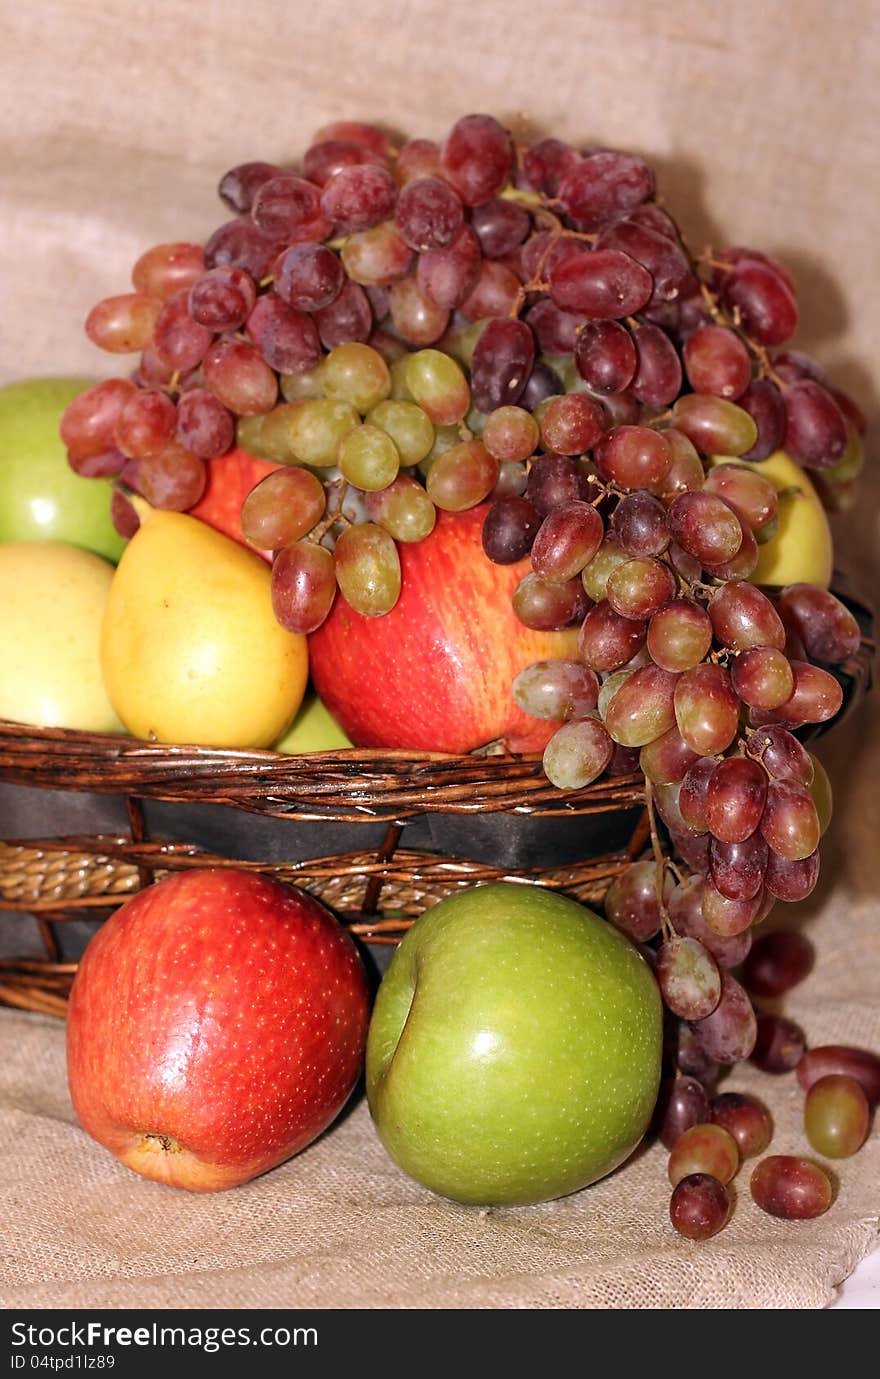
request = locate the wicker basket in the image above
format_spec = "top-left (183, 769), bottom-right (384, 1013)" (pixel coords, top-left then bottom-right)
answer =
top-left (0, 580), bottom-right (872, 1019)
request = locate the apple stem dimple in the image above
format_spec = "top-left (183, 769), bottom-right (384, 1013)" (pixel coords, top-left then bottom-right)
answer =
top-left (142, 1132), bottom-right (183, 1154)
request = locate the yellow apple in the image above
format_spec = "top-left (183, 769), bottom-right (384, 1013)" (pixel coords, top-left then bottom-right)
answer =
top-left (101, 505), bottom-right (308, 748)
top-left (708, 450), bottom-right (833, 589)
top-left (0, 542), bottom-right (123, 733)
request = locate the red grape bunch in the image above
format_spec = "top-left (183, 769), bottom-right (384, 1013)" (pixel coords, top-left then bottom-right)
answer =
top-left (64, 115), bottom-right (869, 1195)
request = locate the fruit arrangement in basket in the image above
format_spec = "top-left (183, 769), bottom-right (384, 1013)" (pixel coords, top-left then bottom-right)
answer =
top-left (0, 114), bottom-right (876, 1238)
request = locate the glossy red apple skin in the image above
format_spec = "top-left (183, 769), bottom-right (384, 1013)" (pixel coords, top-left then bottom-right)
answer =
top-left (309, 504), bottom-right (580, 754)
top-left (66, 869), bottom-right (370, 1191)
top-left (189, 446), bottom-right (279, 558)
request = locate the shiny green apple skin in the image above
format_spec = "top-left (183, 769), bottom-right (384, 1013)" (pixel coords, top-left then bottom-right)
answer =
top-left (273, 691), bottom-right (353, 753)
top-left (366, 882), bottom-right (662, 1206)
top-left (0, 377), bottom-right (124, 561)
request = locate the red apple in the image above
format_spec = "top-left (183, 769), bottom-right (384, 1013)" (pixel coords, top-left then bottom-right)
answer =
top-left (189, 446), bottom-right (279, 557)
top-left (66, 869), bottom-right (370, 1191)
top-left (309, 504), bottom-right (580, 754)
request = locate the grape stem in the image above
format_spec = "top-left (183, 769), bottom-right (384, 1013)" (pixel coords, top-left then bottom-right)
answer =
top-left (308, 479), bottom-right (351, 543)
top-left (643, 777), bottom-right (675, 938)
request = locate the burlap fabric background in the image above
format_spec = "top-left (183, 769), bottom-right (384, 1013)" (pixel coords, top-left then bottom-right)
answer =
top-left (1, 0), bottom-right (878, 1309)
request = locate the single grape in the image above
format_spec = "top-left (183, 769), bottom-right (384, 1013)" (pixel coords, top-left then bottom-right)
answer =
top-left (761, 779), bottom-right (821, 861)
top-left (175, 387), bottom-right (235, 460)
top-left (527, 453), bottom-right (590, 516)
top-left (679, 756), bottom-right (721, 832)
top-left (151, 292), bottom-right (214, 372)
top-left (720, 259), bottom-right (798, 346)
top-left (656, 1076), bottom-right (710, 1149)
top-left (363, 474), bottom-right (436, 543)
top-left (246, 294), bottom-right (322, 376)
top-left (426, 440), bottom-right (499, 510)
top-left (574, 318), bottom-right (637, 394)
top-left (218, 161), bottom-right (288, 212)
top-left (683, 324), bottom-right (752, 400)
top-left (240, 467), bottom-right (326, 548)
top-left (701, 882), bottom-right (764, 936)
top-left (783, 380), bottom-right (848, 469)
top-left (710, 1092), bottom-right (772, 1157)
top-left (629, 322), bottom-right (683, 408)
top-left (737, 378), bottom-right (786, 461)
top-left (595, 426), bottom-right (672, 488)
top-left (704, 518), bottom-right (759, 581)
top-left (204, 217), bottom-right (287, 280)
top-left (338, 425), bottom-right (400, 490)
top-left (481, 495), bottom-right (541, 563)
top-left (203, 339), bottom-right (278, 415)
top-left (513, 572), bottom-right (587, 630)
top-left (333, 522), bottom-right (401, 617)
top-left (470, 196), bottom-right (530, 257)
top-left (604, 664), bottom-right (679, 747)
top-left (674, 664), bottom-right (740, 756)
top-left (113, 389), bottom-right (176, 460)
top-left (538, 394), bottom-right (605, 456)
top-left (343, 223), bottom-right (416, 288)
top-left (603, 859), bottom-right (672, 942)
top-left (418, 224), bottom-right (482, 309)
top-left (188, 265), bottom-right (256, 330)
top-left (646, 602), bottom-right (712, 675)
top-left (394, 176), bottom-right (464, 251)
top-left (668, 1123), bottom-right (739, 1187)
top-left (669, 1174), bottom-right (730, 1240)
top-left (313, 279), bottom-right (373, 349)
top-left (705, 757), bottom-right (768, 844)
top-left (690, 972), bottom-right (757, 1064)
top-left (542, 718), bottom-right (613, 789)
top-left (320, 342), bottom-right (391, 413)
top-left (708, 581), bottom-right (785, 653)
top-left (132, 241), bottom-right (206, 300)
top-left (389, 274), bottom-right (449, 345)
top-left (521, 137), bottom-right (583, 195)
top-left (138, 443), bottom-right (207, 510)
top-left (251, 174), bottom-right (329, 241)
top-left (797, 1047), bottom-right (880, 1108)
top-left (274, 242), bottom-right (344, 310)
top-left (548, 248), bottom-right (653, 319)
top-left (731, 646), bottom-right (795, 710)
top-left (513, 660), bottom-right (600, 720)
top-left (462, 263), bottom-right (522, 327)
top-left (578, 600), bottom-right (646, 672)
top-left (610, 491), bottom-right (670, 557)
top-left (704, 464), bottom-right (778, 535)
top-left (470, 318), bottom-right (535, 412)
top-left (667, 491), bottom-right (744, 566)
top-left (606, 556), bottom-right (676, 620)
top-left (439, 114), bottom-right (511, 206)
top-left (777, 584), bottom-right (861, 664)
top-left (531, 501), bottom-right (604, 583)
top-left (676, 1020), bottom-right (722, 1085)
top-left (764, 848), bottom-right (820, 902)
top-left (639, 725), bottom-right (700, 785)
top-left (312, 120), bottom-right (392, 158)
top-left (746, 725), bottom-right (814, 786)
top-left (525, 298), bottom-right (584, 354)
top-left (742, 931), bottom-right (814, 998)
top-left (670, 394), bottom-right (758, 457)
top-left (804, 1075), bottom-right (869, 1159)
top-left (85, 293), bottom-right (161, 354)
top-left (709, 833), bottom-right (768, 901)
top-left (751, 1013), bottom-right (807, 1073)
top-left (271, 541), bottom-right (336, 633)
top-left (556, 151), bottom-right (654, 230)
top-left (482, 406), bottom-right (539, 463)
top-left (750, 1157), bottom-right (832, 1220)
top-left (404, 349), bottom-right (470, 424)
top-left (658, 938), bottom-right (721, 1020)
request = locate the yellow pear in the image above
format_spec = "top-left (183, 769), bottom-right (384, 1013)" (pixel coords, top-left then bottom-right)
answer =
top-left (709, 449), bottom-right (833, 588)
top-left (101, 507), bottom-right (308, 748)
top-left (0, 541), bottom-right (123, 733)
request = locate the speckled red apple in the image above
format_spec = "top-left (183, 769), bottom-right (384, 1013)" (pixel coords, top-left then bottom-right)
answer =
top-left (66, 869), bottom-right (370, 1190)
top-left (309, 504), bottom-right (580, 754)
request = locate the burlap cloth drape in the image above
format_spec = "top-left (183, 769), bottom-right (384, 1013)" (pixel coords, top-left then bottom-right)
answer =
top-left (1, 0), bottom-right (878, 1309)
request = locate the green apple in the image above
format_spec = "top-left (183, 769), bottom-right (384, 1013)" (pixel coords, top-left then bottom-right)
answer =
top-left (272, 690), bottom-right (353, 753)
top-left (0, 377), bottom-right (124, 561)
top-left (366, 882), bottom-right (662, 1206)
